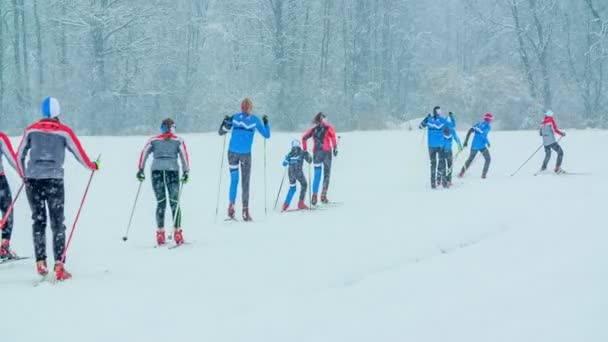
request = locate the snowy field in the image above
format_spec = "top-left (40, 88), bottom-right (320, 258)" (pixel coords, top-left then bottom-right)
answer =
top-left (1, 129), bottom-right (606, 342)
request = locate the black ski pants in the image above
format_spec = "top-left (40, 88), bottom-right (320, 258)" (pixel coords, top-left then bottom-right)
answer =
top-left (542, 143), bottom-right (564, 170)
top-left (0, 175), bottom-right (14, 241)
top-left (151, 170), bottom-right (181, 229)
top-left (26, 178), bottom-right (65, 262)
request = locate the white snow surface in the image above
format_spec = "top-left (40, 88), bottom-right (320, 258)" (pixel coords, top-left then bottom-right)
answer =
top-left (1, 130), bottom-right (606, 341)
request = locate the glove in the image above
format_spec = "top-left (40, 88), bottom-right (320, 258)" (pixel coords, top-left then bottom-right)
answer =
top-left (449, 112), bottom-right (455, 116)
top-left (333, 148), bottom-right (338, 157)
top-left (136, 169), bottom-right (145, 182)
top-left (262, 115), bottom-right (269, 125)
top-left (181, 171), bottom-right (189, 184)
top-left (93, 160), bottom-right (101, 170)
top-left (304, 151), bottom-right (311, 159)
top-left (487, 143), bottom-right (491, 149)
top-left (561, 132), bottom-right (566, 137)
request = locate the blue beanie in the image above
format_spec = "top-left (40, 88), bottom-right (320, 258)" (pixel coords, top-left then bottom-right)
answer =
top-left (41, 97), bottom-right (61, 118)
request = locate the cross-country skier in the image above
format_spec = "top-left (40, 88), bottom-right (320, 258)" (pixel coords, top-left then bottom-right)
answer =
top-left (0, 132), bottom-right (19, 260)
top-left (137, 118), bottom-right (190, 246)
top-left (419, 106), bottom-right (447, 188)
top-left (281, 139), bottom-right (312, 211)
top-left (442, 125), bottom-right (462, 188)
top-left (302, 112), bottom-right (338, 205)
top-left (459, 113), bottom-right (493, 179)
top-left (218, 98), bottom-right (270, 221)
top-left (17, 97), bottom-right (99, 280)
top-left (539, 110), bottom-right (566, 174)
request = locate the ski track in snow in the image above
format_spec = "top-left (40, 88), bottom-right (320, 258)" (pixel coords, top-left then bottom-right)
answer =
top-left (0, 129), bottom-right (606, 342)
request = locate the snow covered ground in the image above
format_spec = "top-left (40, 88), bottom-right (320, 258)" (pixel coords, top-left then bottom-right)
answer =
top-left (1, 129), bottom-right (606, 342)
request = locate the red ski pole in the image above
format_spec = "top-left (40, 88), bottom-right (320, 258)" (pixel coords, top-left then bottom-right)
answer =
top-left (61, 156), bottom-right (100, 264)
top-left (0, 182), bottom-right (25, 231)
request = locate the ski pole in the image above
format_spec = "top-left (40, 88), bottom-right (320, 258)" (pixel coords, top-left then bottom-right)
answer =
top-left (0, 182), bottom-right (24, 231)
top-left (510, 136), bottom-right (563, 177)
top-left (264, 139), bottom-right (268, 217)
top-left (214, 135), bottom-right (227, 223)
top-left (273, 168), bottom-right (287, 211)
top-left (61, 155), bottom-right (100, 264)
top-left (122, 181), bottom-right (143, 242)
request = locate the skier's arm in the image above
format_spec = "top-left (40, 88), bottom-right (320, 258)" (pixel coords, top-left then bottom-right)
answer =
top-left (328, 125), bottom-right (338, 149)
top-left (282, 154), bottom-right (289, 167)
top-left (453, 129), bottom-right (462, 148)
top-left (62, 126), bottom-right (97, 171)
top-left (178, 139), bottom-right (190, 173)
top-left (218, 115), bottom-right (233, 136)
top-left (138, 139), bottom-right (153, 171)
top-left (302, 127), bottom-right (314, 151)
top-left (463, 128), bottom-right (474, 147)
top-left (550, 119), bottom-right (565, 136)
top-left (484, 126), bottom-right (492, 147)
top-left (256, 115), bottom-right (271, 139)
top-left (303, 150), bottom-right (312, 163)
top-left (0, 133), bottom-right (18, 172)
top-left (16, 131), bottom-right (30, 178)
top-left (418, 114), bottom-right (430, 129)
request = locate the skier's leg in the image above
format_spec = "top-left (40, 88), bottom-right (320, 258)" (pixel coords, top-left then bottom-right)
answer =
top-left (46, 179), bottom-right (66, 263)
top-left (166, 171), bottom-right (181, 228)
top-left (312, 153), bottom-right (322, 195)
top-left (481, 148), bottom-right (491, 178)
top-left (445, 150), bottom-right (453, 183)
top-left (460, 150), bottom-right (478, 176)
top-left (322, 151), bottom-right (332, 195)
top-left (284, 171), bottom-right (297, 207)
top-left (297, 170), bottom-right (308, 201)
top-left (241, 154), bottom-right (252, 208)
top-left (541, 145), bottom-right (552, 170)
top-left (429, 147), bottom-right (437, 187)
top-left (554, 144), bottom-right (564, 170)
top-left (26, 179), bottom-right (48, 262)
top-left (228, 153), bottom-right (239, 205)
top-left (0, 176), bottom-right (13, 241)
top-left (151, 171), bottom-right (167, 229)
top-left (438, 148), bottom-right (446, 186)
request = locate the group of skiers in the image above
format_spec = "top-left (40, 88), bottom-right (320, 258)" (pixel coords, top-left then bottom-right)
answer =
top-left (419, 106), bottom-right (566, 189)
top-left (0, 96), bottom-right (568, 281)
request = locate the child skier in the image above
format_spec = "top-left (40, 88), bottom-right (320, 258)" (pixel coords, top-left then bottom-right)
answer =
top-left (281, 139), bottom-right (312, 211)
top-left (539, 110), bottom-right (566, 174)
top-left (218, 98), bottom-right (270, 221)
top-left (302, 112), bottom-right (338, 205)
top-left (442, 125), bottom-right (462, 188)
top-left (17, 97), bottom-right (99, 280)
top-left (0, 132), bottom-right (19, 260)
top-left (419, 106), bottom-right (447, 188)
top-left (137, 118), bottom-right (190, 246)
top-left (459, 113), bottom-right (493, 179)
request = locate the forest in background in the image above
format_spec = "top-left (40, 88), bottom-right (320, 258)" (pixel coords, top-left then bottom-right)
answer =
top-left (0, 0), bottom-right (606, 134)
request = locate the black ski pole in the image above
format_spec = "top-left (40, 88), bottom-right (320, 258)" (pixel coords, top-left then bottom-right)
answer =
top-left (273, 168), bottom-right (287, 211)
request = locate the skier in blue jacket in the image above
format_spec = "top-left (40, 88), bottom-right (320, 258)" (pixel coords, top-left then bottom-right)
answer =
top-left (442, 124), bottom-right (462, 187)
top-left (419, 106), bottom-right (447, 188)
top-left (459, 113), bottom-right (493, 179)
top-left (218, 98), bottom-right (270, 221)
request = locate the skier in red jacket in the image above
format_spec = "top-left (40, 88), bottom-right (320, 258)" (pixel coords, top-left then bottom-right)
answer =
top-left (539, 110), bottom-right (566, 173)
top-left (302, 112), bottom-right (338, 205)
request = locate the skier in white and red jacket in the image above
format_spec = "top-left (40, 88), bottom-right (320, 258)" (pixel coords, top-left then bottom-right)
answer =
top-left (539, 110), bottom-right (566, 174)
top-left (17, 97), bottom-right (99, 280)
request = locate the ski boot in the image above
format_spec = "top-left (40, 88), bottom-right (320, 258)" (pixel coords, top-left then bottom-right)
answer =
top-left (311, 194), bottom-right (318, 206)
top-left (554, 167), bottom-right (565, 174)
top-left (242, 208), bottom-right (253, 222)
top-left (173, 229), bottom-right (184, 245)
top-left (54, 262), bottom-right (72, 281)
top-left (282, 203), bottom-right (289, 212)
top-left (0, 239), bottom-right (17, 260)
top-left (227, 202), bottom-right (236, 219)
top-left (156, 228), bottom-right (166, 246)
top-left (321, 193), bottom-right (329, 204)
top-left (297, 200), bottom-right (309, 210)
top-left (36, 260), bottom-right (48, 276)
